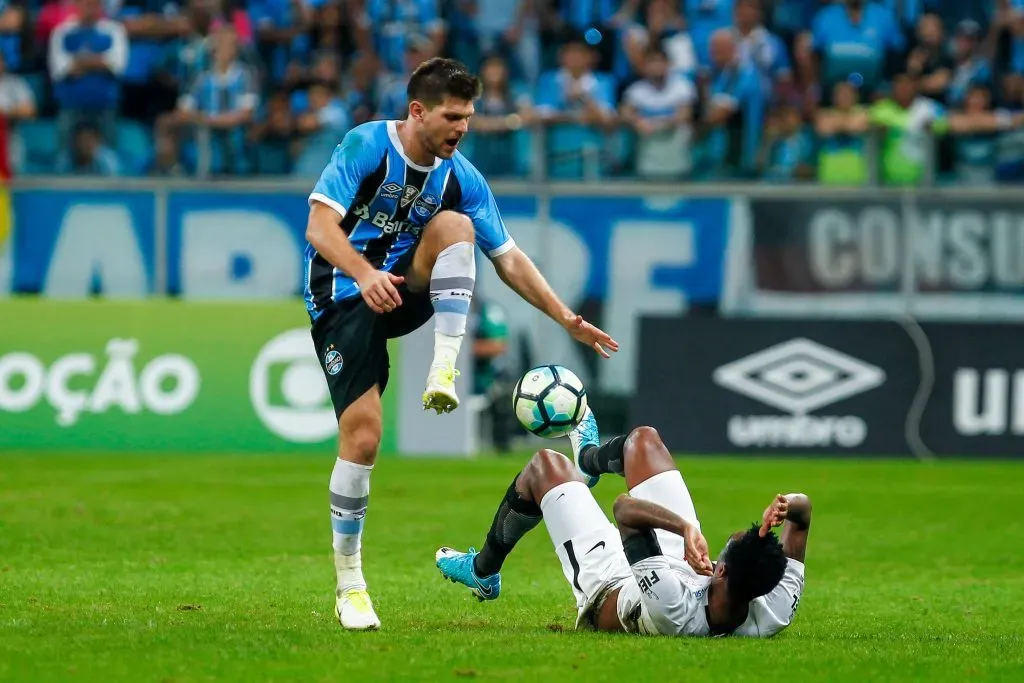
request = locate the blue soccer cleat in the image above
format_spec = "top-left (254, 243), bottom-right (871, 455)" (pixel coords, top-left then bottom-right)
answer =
top-left (435, 547), bottom-right (501, 602)
top-left (568, 406), bottom-right (601, 488)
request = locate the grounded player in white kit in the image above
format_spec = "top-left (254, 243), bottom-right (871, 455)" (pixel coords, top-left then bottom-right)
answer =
top-left (436, 410), bottom-right (811, 636)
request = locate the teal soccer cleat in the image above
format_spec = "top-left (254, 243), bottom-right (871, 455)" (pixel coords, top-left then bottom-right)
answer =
top-left (568, 406), bottom-right (601, 488)
top-left (435, 547), bottom-right (501, 602)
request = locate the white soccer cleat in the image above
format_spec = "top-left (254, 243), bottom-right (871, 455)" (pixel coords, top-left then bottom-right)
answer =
top-left (336, 588), bottom-right (381, 630)
top-left (422, 361), bottom-right (460, 414)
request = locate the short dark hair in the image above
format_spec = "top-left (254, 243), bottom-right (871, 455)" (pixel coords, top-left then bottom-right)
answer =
top-left (407, 57), bottom-right (482, 107)
top-left (722, 524), bottom-right (787, 603)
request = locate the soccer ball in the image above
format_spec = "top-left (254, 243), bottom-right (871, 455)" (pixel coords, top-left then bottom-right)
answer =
top-left (513, 365), bottom-right (588, 438)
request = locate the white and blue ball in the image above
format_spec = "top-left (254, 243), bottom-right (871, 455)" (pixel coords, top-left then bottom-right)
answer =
top-left (512, 365), bottom-right (587, 439)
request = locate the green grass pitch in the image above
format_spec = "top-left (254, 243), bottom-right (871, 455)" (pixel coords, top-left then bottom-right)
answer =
top-left (1, 452), bottom-right (1022, 682)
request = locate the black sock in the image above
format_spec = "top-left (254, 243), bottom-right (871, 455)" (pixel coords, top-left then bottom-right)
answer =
top-left (579, 435), bottom-right (627, 477)
top-left (473, 475), bottom-right (541, 577)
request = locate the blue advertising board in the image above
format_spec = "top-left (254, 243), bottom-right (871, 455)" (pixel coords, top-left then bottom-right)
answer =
top-left (3, 187), bottom-right (732, 392)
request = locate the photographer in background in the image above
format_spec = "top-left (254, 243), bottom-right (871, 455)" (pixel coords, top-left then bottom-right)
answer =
top-left (470, 296), bottom-right (514, 454)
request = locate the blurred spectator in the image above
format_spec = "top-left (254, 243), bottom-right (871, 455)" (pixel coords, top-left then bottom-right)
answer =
top-left (870, 71), bottom-right (948, 185)
top-left (701, 28), bottom-right (764, 178)
top-left (811, 0), bottom-right (904, 101)
top-left (731, 0), bottom-right (792, 101)
top-left (344, 52), bottom-right (382, 126)
top-left (994, 79), bottom-right (1024, 182)
top-left (815, 80), bottom-right (871, 185)
top-left (686, 0), bottom-right (736, 67)
top-left (622, 0), bottom-right (695, 82)
top-left (0, 0), bottom-right (25, 73)
top-left (0, 51), bottom-right (37, 173)
top-left (49, 0), bottom-right (128, 149)
top-left (906, 13), bottom-right (952, 102)
top-left (251, 0), bottom-right (313, 84)
top-left (249, 89), bottom-right (295, 173)
top-left (949, 83), bottom-right (1021, 185)
top-left (621, 42), bottom-right (695, 180)
top-left (292, 79), bottom-right (351, 176)
top-left (550, 0), bottom-right (628, 72)
top-left (37, 0), bottom-right (79, 46)
top-left (118, 0), bottom-right (189, 121)
top-left (148, 120), bottom-right (186, 175)
top-left (760, 101), bottom-right (814, 181)
top-left (772, 0), bottom-right (819, 45)
top-left (308, 0), bottom-right (360, 61)
top-left (948, 19), bottom-right (993, 108)
top-left (58, 120), bottom-right (121, 175)
top-left (470, 297), bottom-right (513, 453)
top-left (361, 0), bottom-right (445, 75)
top-left (451, 0), bottom-right (541, 87)
top-left (467, 55), bottom-right (532, 177)
top-left (376, 33), bottom-right (434, 120)
top-left (176, 27), bottom-right (258, 175)
top-left (534, 37), bottom-right (616, 179)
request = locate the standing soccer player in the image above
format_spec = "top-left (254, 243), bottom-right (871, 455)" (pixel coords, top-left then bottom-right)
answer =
top-left (304, 57), bottom-right (618, 630)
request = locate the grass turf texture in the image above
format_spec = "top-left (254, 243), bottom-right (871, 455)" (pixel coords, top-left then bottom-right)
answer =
top-left (1, 454), bottom-right (1022, 682)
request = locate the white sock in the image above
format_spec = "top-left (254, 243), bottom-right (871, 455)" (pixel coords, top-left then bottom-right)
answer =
top-left (330, 458), bottom-right (372, 592)
top-left (430, 242), bottom-right (475, 368)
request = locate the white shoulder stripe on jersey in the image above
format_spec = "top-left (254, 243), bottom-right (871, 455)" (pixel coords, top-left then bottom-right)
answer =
top-left (488, 238), bottom-right (516, 258)
top-left (308, 192), bottom-right (347, 217)
top-left (387, 120), bottom-right (443, 172)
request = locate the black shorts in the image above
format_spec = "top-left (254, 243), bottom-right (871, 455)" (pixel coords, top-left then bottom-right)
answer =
top-left (310, 285), bottom-right (434, 418)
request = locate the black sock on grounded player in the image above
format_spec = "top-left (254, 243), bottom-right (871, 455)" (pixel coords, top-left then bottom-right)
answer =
top-left (473, 475), bottom-right (541, 577)
top-left (579, 435), bottom-right (628, 477)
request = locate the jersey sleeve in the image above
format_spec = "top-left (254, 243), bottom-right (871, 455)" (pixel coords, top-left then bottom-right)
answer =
top-left (457, 163), bottom-right (515, 258)
top-left (308, 126), bottom-right (379, 217)
top-left (735, 558), bottom-right (805, 638)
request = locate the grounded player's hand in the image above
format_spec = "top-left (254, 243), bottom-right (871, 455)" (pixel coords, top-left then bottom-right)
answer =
top-left (358, 271), bottom-right (404, 314)
top-left (759, 494), bottom-right (789, 537)
top-left (682, 525), bottom-right (714, 576)
top-left (566, 315), bottom-right (620, 358)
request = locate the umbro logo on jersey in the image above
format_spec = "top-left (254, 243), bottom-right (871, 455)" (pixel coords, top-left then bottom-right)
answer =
top-left (380, 182), bottom-right (403, 199)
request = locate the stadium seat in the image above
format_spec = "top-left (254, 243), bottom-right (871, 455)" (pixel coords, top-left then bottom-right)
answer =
top-left (114, 119), bottom-right (153, 176)
top-left (17, 118), bottom-right (59, 174)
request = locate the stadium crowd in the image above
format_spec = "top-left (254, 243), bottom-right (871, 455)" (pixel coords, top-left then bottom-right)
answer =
top-left (0, 0), bottom-right (1018, 183)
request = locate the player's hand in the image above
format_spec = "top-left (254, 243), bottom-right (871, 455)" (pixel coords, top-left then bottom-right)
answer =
top-left (682, 525), bottom-right (714, 576)
top-left (565, 315), bottom-right (619, 359)
top-left (759, 494), bottom-right (789, 537)
top-left (358, 270), bottom-right (404, 314)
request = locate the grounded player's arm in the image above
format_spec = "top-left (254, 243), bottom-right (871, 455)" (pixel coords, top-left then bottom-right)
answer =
top-left (306, 201), bottom-right (403, 313)
top-left (759, 493), bottom-right (811, 563)
top-left (613, 495), bottom-right (713, 575)
top-left (491, 247), bottom-right (618, 357)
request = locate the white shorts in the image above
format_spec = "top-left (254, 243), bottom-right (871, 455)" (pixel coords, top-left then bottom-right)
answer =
top-left (539, 470), bottom-right (704, 631)
top-left (540, 481), bottom-right (632, 630)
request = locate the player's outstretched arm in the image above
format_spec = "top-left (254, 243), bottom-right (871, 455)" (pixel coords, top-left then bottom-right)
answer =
top-left (759, 493), bottom-right (811, 563)
top-left (306, 202), bottom-right (403, 314)
top-left (613, 495), bottom-right (713, 575)
top-left (491, 247), bottom-right (619, 358)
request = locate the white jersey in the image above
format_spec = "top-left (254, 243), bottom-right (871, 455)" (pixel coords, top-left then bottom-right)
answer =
top-left (616, 560), bottom-right (712, 636)
top-left (733, 558), bottom-right (805, 637)
top-left (617, 557), bottom-right (805, 637)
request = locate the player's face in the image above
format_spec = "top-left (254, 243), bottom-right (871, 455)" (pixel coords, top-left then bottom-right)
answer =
top-left (420, 97), bottom-right (474, 159)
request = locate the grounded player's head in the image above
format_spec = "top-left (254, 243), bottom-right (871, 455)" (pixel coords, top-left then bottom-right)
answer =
top-left (717, 524), bottom-right (787, 603)
top-left (406, 57), bottom-right (482, 158)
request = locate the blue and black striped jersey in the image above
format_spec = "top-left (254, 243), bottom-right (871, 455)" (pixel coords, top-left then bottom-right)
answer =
top-left (303, 120), bottom-right (515, 320)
